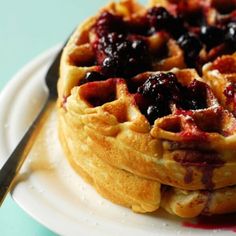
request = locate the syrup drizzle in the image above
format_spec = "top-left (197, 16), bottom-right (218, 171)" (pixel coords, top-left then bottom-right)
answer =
top-left (184, 167), bottom-right (193, 184)
top-left (174, 152), bottom-right (224, 189)
top-left (201, 191), bottom-right (212, 215)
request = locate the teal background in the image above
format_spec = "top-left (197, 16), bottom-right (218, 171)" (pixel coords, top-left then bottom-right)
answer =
top-left (0, 0), bottom-right (145, 235)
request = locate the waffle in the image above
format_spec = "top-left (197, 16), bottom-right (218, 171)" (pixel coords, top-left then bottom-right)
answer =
top-left (57, 0), bottom-right (236, 217)
top-left (203, 53), bottom-right (236, 115)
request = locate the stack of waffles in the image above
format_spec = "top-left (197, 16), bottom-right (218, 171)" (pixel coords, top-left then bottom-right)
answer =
top-left (57, 0), bottom-right (236, 217)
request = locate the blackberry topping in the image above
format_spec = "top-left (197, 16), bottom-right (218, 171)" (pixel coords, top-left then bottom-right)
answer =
top-left (225, 22), bottom-right (236, 49)
top-left (147, 7), bottom-right (186, 38)
top-left (79, 71), bottom-right (106, 85)
top-left (102, 56), bottom-right (120, 76)
top-left (185, 11), bottom-right (205, 27)
top-left (170, 16), bottom-right (187, 39)
top-left (101, 37), bottom-right (150, 78)
top-left (132, 40), bottom-right (146, 51)
top-left (94, 12), bottom-right (151, 78)
top-left (137, 72), bottom-right (181, 100)
top-left (200, 26), bottom-right (224, 50)
top-left (146, 105), bottom-right (166, 123)
top-left (147, 7), bottom-right (174, 31)
top-left (95, 12), bottom-right (125, 37)
top-left (183, 79), bottom-right (208, 110)
top-left (98, 32), bottom-right (125, 53)
top-left (136, 73), bottom-right (208, 123)
top-left (137, 72), bottom-right (182, 123)
top-left (212, 1), bottom-right (236, 14)
top-left (88, 6), bottom-right (235, 86)
top-left (86, 71), bottom-right (105, 81)
top-left (177, 33), bottom-right (202, 67)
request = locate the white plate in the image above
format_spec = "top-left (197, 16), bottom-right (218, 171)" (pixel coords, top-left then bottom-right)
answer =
top-left (0, 46), bottom-right (234, 236)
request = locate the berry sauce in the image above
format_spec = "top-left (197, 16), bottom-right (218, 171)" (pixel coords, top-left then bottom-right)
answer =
top-left (224, 83), bottom-right (236, 100)
top-left (174, 151), bottom-right (224, 189)
top-left (183, 213), bottom-right (236, 233)
top-left (212, 56), bottom-right (236, 74)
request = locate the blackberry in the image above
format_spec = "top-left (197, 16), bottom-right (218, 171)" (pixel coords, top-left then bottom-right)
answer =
top-left (225, 22), bottom-right (236, 49)
top-left (177, 33), bottom-right (202, 67)
top-left (94, 11), bottom-right (151, 79)
top-left (102, 56), bottom-right (120, 76)
top-left (100, 37), bottom-right (150, 78)
top-left (200, 25), bottom-right (224, 50)
top-left (138, 72), bottom-right (181, 100)
top-left (147, 7), bottom-right (186, 38)
top-left (79, 71), bottom-right (105, 85)
top-left (170, 16), bottom-right (187, 39)
top-left (95, 12), bottom-right (125, 37)
top-left (184, 80), bottom-right (208, 110)
top-left (146, 105), bottom-right (168, 124)
top-left (137, 72), bottom-right (182, 122)
top-left (147, 7), bottom-right (174, 31)
top-left (136, 73), bottom-right (208, 123)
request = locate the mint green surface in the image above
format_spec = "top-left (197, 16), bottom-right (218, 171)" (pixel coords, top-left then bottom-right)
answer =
top-left (0, 0), bottom-right (144, 235)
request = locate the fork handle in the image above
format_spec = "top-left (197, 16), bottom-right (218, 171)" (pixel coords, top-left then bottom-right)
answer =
top-left (0, 97), bottom-right (55, 205)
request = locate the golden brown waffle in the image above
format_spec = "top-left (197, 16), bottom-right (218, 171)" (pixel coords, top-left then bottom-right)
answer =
top-left (161, 185), bottom-right (236, 217)
top-left (203, 53), bottom-right (236, 115)
top-left (57, 0), bottom-right (236, 218)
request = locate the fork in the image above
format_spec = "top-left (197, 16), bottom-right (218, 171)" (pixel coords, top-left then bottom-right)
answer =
top-left (0, 41), bottom-right (66, 205)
